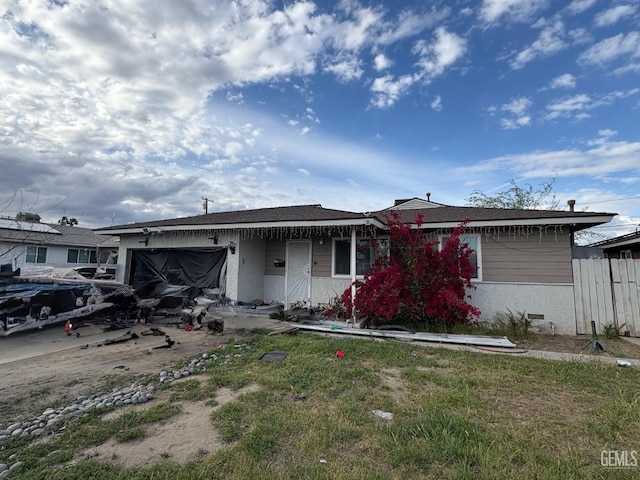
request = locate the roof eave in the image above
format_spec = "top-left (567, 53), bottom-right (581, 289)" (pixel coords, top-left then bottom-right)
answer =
top-left (94, 217), bottom-right (386, 235)
top-left (412, 215), bottom-right (616, 230)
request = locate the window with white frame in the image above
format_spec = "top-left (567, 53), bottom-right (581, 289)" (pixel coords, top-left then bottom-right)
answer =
top-left (67, 248), bottom-right (98, 264)
top-left (333, 238), bottom-right (382, 276)
top-left (25, 246), bottom-right (47, 263)
top-left (439, 234), bottom-right (481, 280)
top-left (621, 250), bottom-right (632, 259)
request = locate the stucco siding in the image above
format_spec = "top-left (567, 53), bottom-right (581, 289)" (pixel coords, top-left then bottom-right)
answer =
top-left (310, 277), bottom-right (352, 306)
top-left (470, 282), bottom-right (577, 335)
top-left (481, 232), bottom-right (573, 283)
top-left (0, 242), bottom-right (100, 271)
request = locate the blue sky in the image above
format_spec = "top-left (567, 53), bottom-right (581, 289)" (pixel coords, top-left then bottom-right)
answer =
top-left (0, 0), bottom-right (639, 240)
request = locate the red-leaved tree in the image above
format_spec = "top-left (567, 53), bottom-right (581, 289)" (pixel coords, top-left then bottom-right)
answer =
top-left (338, 212), bottom-right (480, 330)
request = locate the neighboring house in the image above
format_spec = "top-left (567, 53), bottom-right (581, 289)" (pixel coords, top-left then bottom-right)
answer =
top-left (0, 217), bottom-right (119, 275)
top-left (587, 231), bottom-right (640, 259)
top-left (94, 198), bottom-right (616, 335)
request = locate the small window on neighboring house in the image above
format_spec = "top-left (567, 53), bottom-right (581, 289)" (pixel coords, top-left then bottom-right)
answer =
top-left (332, 238), bottom-right (381, 277)
top-left (26, 246), bottom-right (47, 263)
top-left (621, 250), bottom-right (632, 259)
top-left (439, 234), bottom-right (481, 280)
top-left (67, 248), bottom-right (97, 264)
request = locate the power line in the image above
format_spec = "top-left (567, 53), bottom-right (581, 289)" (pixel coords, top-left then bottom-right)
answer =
top-left (576, 195), bottom-right (640, 205)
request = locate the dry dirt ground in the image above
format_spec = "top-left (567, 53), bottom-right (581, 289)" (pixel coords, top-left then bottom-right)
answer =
top-left (2, 322), bottom-right (640, 468)
top-left (0, 322), bottom-right (264, 465)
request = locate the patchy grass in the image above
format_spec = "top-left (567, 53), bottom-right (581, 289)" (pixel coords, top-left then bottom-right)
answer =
top-left (3, 333), bottom-right (640, 479)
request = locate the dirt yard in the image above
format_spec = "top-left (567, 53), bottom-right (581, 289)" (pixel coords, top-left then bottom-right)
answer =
top-left (2, 321), bottom-right (640, 468)
top-left (0, 321), bottom-right (267, 466)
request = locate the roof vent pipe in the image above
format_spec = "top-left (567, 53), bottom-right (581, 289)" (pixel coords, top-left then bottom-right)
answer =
top-left (567, 199), bottom-right (576, 212)
top-left (426, 192), bottom-right (431, 201)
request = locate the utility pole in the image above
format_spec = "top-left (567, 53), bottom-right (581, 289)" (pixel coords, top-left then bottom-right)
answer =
top-left (202, 197), bottom-right (212, 214)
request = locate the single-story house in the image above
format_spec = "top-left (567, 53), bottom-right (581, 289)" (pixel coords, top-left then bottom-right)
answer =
top-left (0, 216), bottom-right (119, 276)
top-left (94, 197), bottom-right (616, 335)
top-left (587, 231), bottom-right (640, 259)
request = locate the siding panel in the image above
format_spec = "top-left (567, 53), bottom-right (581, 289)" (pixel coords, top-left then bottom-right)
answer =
top-left (481, 232), bottom-right (573, 283)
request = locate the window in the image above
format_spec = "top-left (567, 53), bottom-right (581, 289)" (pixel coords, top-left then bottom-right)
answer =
top-left (440, 234), bottom-right (481, 280)
top-left (26, 246), bottom-right (47, 263)
top-left (333, 238), bottom-right (380, 276)
top-left (621, 250), bottom-right (632, 259)
top-left (67, 248), bottom-right (97, 264)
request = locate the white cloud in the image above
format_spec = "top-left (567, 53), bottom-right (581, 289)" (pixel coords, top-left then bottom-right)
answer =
top-left (455, 135), bottom-right (640, 181)
top-left (370, 74), bottom-right (416, 108)
top-left (566, 0), bottom-right (597, 15)
top-left (545, 90), bottom-right (640, 120)
top-left (0, 0), bottom-right (452, 225)
top-left (548, 73), bottom-right (576, 89)
top-left (431, 95), bottom-right (442, 111)
top-left (594, 5), bottom-right (638, 27)
top-left (613, 62), bottom-right (640, 75)
top-left (497, 96), bottom-right (532, 129)
top-left (502, 96), bottom-right (532, 116)
top-left (480, 0), bottom-right (549, 23)
top-left (373, 53), bottom-right (392, 71)
top-left (579, 32), bottom-right (640, 65)
top-left (509, 20), bottom-right (566, 69)
top-left (414, 27), bottom-right (467, 79)
top-left (324, 57), bottom-right (363, 82)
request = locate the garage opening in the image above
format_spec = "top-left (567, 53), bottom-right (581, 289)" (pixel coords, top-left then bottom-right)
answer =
top-left (130, 248), bottom-right (227, 301)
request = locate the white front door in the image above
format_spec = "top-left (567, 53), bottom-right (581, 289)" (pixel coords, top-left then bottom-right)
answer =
top-left (286, 240), bottom-right (311, 308)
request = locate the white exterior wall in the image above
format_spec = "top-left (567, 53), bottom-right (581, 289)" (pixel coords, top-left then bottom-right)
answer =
top-left (263, 275), bottom-right (285, 304)
top-left (311, 277), bottom-right (352, 306)
top-left (470, 282), bottom-right (577, 335)
top-left (0, 241), bottom-right (101, 271)
top-left (115, 231), bottom-right (240, 298)
top-left (263, 276), bottom-right (353, 307)
top-left (236, 238), bottom-right (266, 303)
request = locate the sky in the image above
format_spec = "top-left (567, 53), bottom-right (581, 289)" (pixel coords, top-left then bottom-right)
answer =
top-left (0, 0), bottom-right (639, 242)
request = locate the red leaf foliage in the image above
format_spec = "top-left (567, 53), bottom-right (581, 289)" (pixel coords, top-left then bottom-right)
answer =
top-left (339, 212), bottom-right (480, 329)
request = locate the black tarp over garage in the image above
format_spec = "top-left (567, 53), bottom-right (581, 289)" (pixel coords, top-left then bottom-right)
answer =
top-left (130, 249), bottom-right (227, 298)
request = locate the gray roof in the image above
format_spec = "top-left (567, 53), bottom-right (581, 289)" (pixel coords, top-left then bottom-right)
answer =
top-left (94, 202), bottom-right (616, 235)
top-left (373, 205), bottom-right (616, 229)
top-left (588, 230), bottom-right (640, 249)
top-left (97, 204), bottom-right (369, 231)
top-left (0, 222), bottom-right (118, 248)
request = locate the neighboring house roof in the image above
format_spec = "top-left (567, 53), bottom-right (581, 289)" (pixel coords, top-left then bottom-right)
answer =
top-left (0, 218), bottom-right (118, 248)
top-left (95, 205), bottom-right (385, 234)
top-left (587, 230), bottom-right (640, 249)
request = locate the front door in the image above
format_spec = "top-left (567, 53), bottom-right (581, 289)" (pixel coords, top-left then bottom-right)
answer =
top-left (286, 240), bottom-right (311, 309)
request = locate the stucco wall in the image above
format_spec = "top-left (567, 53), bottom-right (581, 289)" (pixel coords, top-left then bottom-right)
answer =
top-left (470, 282), bottom-right (577, 335)
top-left (0, 242), bottom-right (101, 271)
top-left (263, 275), bottom-right (352, 307)
top-left (115, 232), bottom-right (238, 295)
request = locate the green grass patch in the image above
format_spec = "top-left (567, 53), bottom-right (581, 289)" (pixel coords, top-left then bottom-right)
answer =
top-left (7, 332), bottom-right (640, 480)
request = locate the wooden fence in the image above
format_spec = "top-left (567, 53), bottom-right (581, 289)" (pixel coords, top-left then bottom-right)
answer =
top-left (572, 258), bottom-right (640, 336)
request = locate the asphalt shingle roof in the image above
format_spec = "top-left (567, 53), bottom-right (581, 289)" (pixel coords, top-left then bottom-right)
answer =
top-left (0, 222), bottom-right (118, 247)
top-left (373, 205), bottom-right (615, 225)
top-left (97, 204), bottom-right (369, 231)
